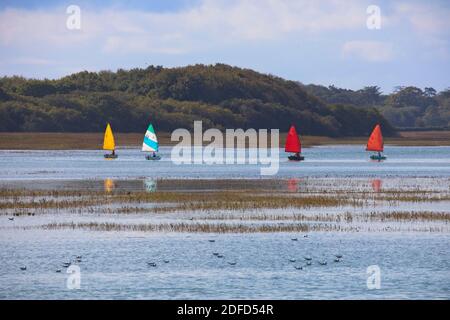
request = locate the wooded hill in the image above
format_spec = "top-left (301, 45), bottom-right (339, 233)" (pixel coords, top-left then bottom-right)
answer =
top-left (0, 64), bottom-right (395, 136)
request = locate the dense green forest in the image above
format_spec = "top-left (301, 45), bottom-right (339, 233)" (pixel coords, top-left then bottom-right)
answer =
top-left (0, 64), bottom-right (396, 136)
top-left (303, 84), bottom-right (450, 129)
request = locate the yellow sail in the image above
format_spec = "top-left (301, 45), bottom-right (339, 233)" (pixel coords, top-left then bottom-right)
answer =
top-left (103, 123), bottom-right (115, 151)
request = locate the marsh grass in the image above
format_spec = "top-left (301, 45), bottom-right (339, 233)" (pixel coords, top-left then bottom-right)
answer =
top-left (1, 185), bottom-right (450, 234)
top-left (36, 221), bottom-right (352, 233)
top-left (201, 211), bottom-right (450, 223)
top-left (2, 131), bottom-right (450, 150)
top-left (2, 186), bottom-right (450, 216)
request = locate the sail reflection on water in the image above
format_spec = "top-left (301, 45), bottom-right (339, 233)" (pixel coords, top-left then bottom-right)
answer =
top-left (144, 178), bottom-right (157, 192)
top-left (104, 178), bottom-right (115, 192)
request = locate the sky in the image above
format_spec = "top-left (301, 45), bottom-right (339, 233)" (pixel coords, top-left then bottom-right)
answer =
top-left (0, 0), bottom-right (449, 93)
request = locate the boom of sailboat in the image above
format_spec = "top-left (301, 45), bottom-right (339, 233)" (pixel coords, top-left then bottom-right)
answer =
top-left (101, 123), bottom-right (387, 161)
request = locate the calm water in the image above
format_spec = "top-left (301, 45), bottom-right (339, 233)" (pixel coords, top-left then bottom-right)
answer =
top-left (0, 230), bottom-right (449, 299)
top-left (0, 145), bottom-right (449, 181)
top-left (0, 145), bottom-right (449, 299)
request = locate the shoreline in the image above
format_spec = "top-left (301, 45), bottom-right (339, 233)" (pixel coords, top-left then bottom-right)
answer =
top-left (0, 131), bottom-right (449, 150)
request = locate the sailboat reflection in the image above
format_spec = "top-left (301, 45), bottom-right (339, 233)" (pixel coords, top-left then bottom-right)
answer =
top-left (287, 178), bottom-right (299, 192)
top-left (104, 178), bottom-right (115, 192)
top-left (371, 179), bottom-right (382, 193)
top-left (144, 178), bottom-right (157, 193)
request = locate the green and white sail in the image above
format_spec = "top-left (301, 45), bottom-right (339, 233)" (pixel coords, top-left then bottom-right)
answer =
top-left (142, 124), bottom-right (159, 152)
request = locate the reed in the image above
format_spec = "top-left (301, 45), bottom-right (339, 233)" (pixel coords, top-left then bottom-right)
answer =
top-left (200, 211), bottom-right (450, 222)
top-left (36, 221), bottom-right (350, 233)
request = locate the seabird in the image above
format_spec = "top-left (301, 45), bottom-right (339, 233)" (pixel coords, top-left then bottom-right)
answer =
top-left (334, 258), bottom-right (341, 263)
top-left (318, 261), bottom-right (327, 266)
top-left (217, 255), bottom-right (224, 258)
top-left (306, 261), bottom-right (312, 266)
top-left (291, 238), bottom-right (298, 241)
top-left (228, 262), bottom-right (237, 266)
top-left (304, 256), bottom-right (312, 261)
top-left (294, 266), bottom-right (303, 270)
top-left (335, 254), bottom-right (343, 259)
top-left (20, 266), bottom-right (27, 271)
top-left (56, 269), bottom-right (62, 273)
top-left (213, 252), bottom-right (219, 256)
top-left (163, 260), bottom-right (170, 263)
top-left (208, 240), bottom-right (215, 243)
top-left (8, 217), bottom-right (14, 221)
top-left (289, 258), bottom-right (296, 263)
top-left (147, 262), bottom-right (157, 267)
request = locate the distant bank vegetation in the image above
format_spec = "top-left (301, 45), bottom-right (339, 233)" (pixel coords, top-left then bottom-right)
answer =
top-left (303, 84), bottom-right (450, 130)
top-left (0, 64), bottom-right (399, 136)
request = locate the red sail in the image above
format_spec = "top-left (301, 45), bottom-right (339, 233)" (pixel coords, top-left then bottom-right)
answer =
top-left (366, 124), bottom-right (384, 152)
top-left (285, 125), bottom-right (301, 153)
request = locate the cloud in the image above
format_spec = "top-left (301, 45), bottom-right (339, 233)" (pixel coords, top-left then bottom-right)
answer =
top-left (393, 2), bottom-right (450, 35)
top-left (341, 41), bottom-right (394, 62)
top-left (0, 57), bottom-right (57, 65)
top-left (0, 0), bottom-right (369, 55)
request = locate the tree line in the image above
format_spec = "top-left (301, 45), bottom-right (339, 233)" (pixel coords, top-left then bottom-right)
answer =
top-left (303, 84), bottom-right (450, 129)
top-left (0, 64), bottom-right (395, 136)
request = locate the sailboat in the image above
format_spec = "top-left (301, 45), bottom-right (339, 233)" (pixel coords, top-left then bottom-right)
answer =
top-left (103, 123), bottom-right (118, 159)
top-left (285, 125), bottom-right (304, 161)
top-left (366, 124), bottom-right (386, 161)
top-left (142, 123), bottom-right (161, 160)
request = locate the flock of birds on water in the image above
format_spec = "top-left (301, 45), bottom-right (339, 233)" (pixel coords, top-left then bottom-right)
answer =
top-left (17, 235), bottom-right (343, 272)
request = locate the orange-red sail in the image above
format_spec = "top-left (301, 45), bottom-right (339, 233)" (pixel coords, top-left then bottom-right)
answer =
top-left (285, 125), bottom-right (301, 153)
top-left (366, 124), bottom-right (384, 152)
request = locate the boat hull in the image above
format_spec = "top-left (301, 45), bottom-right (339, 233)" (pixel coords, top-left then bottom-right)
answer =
top-left (145, 155), bottom-right (161, 161)
top-left (104, 154), bottom-right (118, 159)
top-left (370, 154), bottom-right (386, 161)
top-left (288, 155), bottom-right (305, 161)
